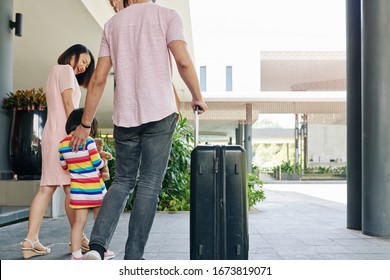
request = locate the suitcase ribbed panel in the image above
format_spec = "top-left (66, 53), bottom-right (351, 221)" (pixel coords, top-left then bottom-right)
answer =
top-left (223, 146), bottom-right (248, 260)
top-left (190, 146), bottom-right (219, 260)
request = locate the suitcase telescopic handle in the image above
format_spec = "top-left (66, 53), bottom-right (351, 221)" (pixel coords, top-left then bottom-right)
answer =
top-left (194, 106), bottom-right (200, 147)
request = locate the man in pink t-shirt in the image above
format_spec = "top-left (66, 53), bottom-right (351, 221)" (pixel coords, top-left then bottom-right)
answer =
top-left (70, 0), bottom-right (207, 260)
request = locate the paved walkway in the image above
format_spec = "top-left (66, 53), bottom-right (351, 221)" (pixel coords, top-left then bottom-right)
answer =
top-left (1, 182), bottom-right (390, 260)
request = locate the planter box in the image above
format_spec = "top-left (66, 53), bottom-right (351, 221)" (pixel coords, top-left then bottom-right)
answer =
top-left (0, 180), bottom-right (65, 218)
top-left (280, 173), bottom-right (300, 181)
top-left (272, 171), bottom-right (301, 180)
top-left (301, 173), bottom-right (346, 180)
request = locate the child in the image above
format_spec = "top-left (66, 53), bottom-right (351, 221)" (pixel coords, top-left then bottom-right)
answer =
top-left (58, 108), bottom-right (114, 260)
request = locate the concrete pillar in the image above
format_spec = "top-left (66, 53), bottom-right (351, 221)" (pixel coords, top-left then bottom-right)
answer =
top-left (302, 114), bottom-right (308, 170)
top-left (346, 0), bottom-right (362, 230)
top-left (0, 0), bottom-right (13, 179)
top-left (362, 0), bottom-right (390, 236)
top-left (236, 122), bottom-right (244, 146)
top-left (245, 104), bottom-right (253, 173)
top-left (244, 124), bottom-right (252, 174)
top-left (294, 114), bottom-right (299, 165)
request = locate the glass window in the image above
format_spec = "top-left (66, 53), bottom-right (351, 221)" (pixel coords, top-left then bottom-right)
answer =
top-left (200, 66), bottom-right (206, 91)
top-left (226, 66), bottom-right (233, 91)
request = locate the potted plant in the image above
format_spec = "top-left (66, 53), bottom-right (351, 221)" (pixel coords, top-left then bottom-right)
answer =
top-left (2, 88), bottom-right (47, 111)
top-left (2, 88), bottom-right (47, 179)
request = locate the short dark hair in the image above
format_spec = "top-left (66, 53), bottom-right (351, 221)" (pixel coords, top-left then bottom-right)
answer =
top-left (57, 44), bottom-right (95, 88)
top-left (123, 0), bottom-right (155, 7)
top-left (65, 108), bottom-right (98, 136)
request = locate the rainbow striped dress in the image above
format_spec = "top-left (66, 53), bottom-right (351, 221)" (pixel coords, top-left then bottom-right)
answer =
top-left (58, 136), bottom-right (107, 209)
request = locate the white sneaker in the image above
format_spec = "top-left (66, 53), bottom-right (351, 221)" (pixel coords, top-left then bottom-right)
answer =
top-left (104, 250), bottom-right (115, 260)
top-left (82, 250), bottom-right (102, 260)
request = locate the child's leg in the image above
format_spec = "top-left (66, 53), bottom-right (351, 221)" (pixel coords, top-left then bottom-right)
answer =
top-left (70, 208), bottom-right (89, 257)
top-left (64, 186), bottom-right (89, 251)
top-left (93, 207), bottom-right (100, 220)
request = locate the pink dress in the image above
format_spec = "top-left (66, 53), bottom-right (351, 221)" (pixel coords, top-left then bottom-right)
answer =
top-left (40, 64), bottom-right (81, 186)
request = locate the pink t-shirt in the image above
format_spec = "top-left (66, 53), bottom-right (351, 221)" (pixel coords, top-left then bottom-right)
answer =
top-left (99, 2), bottom-right (185, 127)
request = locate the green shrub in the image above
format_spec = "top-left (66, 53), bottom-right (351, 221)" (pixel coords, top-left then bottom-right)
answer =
top-left (102, 134), bottom-right (115, 189)
top-left (248, 167), bottom-right (266, 208)
top-left (274, 160), bottom-right (302, 175)
top-left (303, 165), bottom-right (347, 179)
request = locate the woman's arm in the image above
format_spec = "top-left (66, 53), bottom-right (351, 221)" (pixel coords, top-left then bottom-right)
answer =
top-left (62, 88), bottom-right (75, 118)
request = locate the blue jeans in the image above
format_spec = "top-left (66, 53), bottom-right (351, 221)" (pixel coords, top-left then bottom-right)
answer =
top-left (89, 113), bottom-right (177, 259)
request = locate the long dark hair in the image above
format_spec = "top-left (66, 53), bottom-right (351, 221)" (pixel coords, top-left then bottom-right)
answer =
top-left (66, 108), bottom-right (98, 136)
top-left (57, 44), bottom-right (95, 88)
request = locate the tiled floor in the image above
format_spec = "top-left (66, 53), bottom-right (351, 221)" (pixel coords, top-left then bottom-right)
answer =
top-left (1, 182), bottom-right (390, 260)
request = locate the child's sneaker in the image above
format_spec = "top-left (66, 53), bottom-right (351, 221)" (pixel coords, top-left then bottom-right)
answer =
top-left (104, 250), bottom-right (115, 260)
top-left (71, 255), bottom-right (83, 260)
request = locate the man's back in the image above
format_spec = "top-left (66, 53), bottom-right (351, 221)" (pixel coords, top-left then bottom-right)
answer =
top-left (99, 2), bottom-right (185, 127)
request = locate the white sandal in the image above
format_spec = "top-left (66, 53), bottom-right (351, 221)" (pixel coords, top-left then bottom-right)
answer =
top-left (21, 238), bottom-right (51, 259)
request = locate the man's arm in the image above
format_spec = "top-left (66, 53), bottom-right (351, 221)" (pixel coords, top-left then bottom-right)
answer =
top-left (69, 56), bottom-right (112, 151)
top-left (168, 40), bottom-right (208, 114)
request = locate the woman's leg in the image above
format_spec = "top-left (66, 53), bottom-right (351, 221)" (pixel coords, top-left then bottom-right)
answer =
top-left (22, 185), bottom-right (57, 250)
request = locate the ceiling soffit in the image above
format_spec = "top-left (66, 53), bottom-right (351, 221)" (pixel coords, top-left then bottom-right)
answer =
top-left (261, 51), bottom-right (346, 92)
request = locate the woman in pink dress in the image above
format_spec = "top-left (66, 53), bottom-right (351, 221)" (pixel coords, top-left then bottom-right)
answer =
top-left (21, 44), bottom-right (95, 259)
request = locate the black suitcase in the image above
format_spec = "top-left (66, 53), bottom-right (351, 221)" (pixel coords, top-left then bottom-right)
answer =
top-left (190, 108), bottom-right (249, 260)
